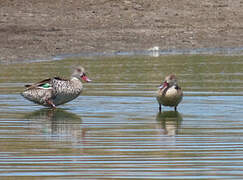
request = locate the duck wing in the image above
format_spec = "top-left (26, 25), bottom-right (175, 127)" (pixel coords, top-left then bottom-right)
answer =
top-left (22, 78), bottom-right (55, 107)
top-left (24, 78), bottom-right (52, 90)
top-left (53, 76), bottom-right (69, 81)
top-left (24, 76), bottom-right (70, 90)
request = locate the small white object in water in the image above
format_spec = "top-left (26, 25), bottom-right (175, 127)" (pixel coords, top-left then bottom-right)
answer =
top-left (148, 46), bottom-right (160, 57)
top-left (148, 46), bottom-right (160, 51)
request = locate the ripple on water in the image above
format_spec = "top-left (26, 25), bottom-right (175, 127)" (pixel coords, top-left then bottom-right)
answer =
top-left (1, 56), bottom-right (243, 179)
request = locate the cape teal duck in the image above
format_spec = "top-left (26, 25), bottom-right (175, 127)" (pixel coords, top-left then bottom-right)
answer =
top-left (156, 74), bottom-right (183, 112)
top-left (21, 66), bottom-right (91, 108)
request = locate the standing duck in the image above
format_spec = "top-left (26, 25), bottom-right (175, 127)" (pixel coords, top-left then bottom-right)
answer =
top-left (156, 74), bottom-right (183, 112)
top-left (21, 66), bottom-right (91, 108)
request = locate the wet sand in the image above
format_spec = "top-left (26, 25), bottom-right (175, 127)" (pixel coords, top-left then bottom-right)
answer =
top-left (1, 0), bottom-right (243, 62)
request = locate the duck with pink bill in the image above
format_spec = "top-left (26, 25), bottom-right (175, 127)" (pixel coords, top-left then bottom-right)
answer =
top-left (156, 74), bottom-right (183, 112)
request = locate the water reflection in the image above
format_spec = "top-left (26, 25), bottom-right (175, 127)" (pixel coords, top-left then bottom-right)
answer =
top-left (156, 111), bottom-right (183, 136)
top-left (25, 109), bottom-right (84, 143)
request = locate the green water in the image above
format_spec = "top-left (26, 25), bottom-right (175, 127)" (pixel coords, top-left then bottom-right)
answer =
top-left (0, 55), bottom-right (243, 179)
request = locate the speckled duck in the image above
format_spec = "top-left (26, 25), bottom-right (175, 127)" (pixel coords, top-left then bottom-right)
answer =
top-left (21, 66), bottom-right (91, 108)
top-left (156, 74), bottom-right (183, 112)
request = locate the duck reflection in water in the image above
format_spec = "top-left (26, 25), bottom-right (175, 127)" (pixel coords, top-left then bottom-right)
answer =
top-left (156, 111), bottom-right (183, 136)
top-left (25, 108), bottom-right (85, 142)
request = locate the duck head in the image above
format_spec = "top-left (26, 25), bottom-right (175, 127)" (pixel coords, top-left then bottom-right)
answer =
top-left (72, 66), bottom-right (91, 82)
top-left (159, 74), bottom-right (177, 89)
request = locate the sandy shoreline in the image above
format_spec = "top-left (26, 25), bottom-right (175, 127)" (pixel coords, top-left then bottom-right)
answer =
top-left (1, 0), bottom-right (243, 62)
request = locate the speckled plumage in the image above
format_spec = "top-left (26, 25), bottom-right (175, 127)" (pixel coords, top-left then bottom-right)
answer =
top-left (51, 77), bottom-right (83, 106)
top-left (21, 66), bottom-right (91, 108)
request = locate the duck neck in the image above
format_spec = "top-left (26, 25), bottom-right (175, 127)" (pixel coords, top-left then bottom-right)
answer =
top-left (70, 76), bottom-right (83, 91)
top-left (71, 76), bottom-right (80, 81)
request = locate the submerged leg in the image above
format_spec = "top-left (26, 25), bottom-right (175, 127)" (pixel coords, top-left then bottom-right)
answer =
top-left (174, 106), bottom-right (177, 111)
top-left (159, 104), bottom-right (162, 112)
top-left (46, 99), bottom-right (56, 109)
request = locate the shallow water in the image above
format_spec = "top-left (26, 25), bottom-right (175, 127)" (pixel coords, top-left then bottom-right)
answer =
top-left (1, 55), bottom-right (243, 179)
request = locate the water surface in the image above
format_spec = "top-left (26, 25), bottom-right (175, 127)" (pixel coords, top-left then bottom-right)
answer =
top-left (1, 55), bottom-right (243, 179)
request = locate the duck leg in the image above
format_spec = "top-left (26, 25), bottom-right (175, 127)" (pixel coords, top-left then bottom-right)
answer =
top-left (159, 104), bottom-right (162, 112)
top-left (46, 99), bottom-right (56, 109)
top-left (174, 106), bottom-right (177, 111)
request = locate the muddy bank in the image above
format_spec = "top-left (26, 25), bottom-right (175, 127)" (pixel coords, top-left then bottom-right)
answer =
top-left (1, 0), bottom-right (243, 62)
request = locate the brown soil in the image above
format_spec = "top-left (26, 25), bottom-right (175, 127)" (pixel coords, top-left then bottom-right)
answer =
top-left (1, 0), bottom-right (243, 62)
